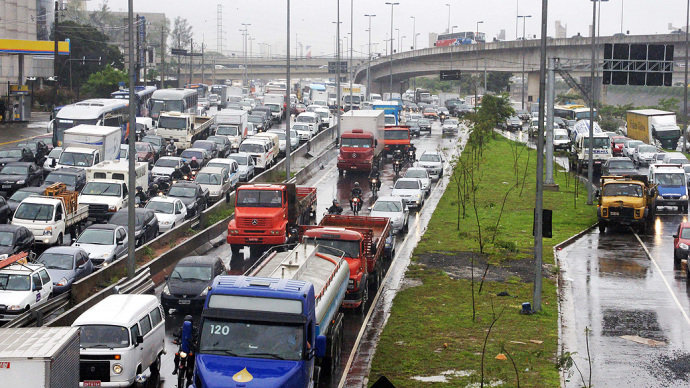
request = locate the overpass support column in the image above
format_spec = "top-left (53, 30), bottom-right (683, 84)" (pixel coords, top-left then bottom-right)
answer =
top-left (527, 72), bottom-right (540, 109)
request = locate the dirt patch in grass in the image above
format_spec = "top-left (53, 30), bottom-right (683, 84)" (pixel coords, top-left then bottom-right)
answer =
top-left (416, 251), bottom-right (551, 283)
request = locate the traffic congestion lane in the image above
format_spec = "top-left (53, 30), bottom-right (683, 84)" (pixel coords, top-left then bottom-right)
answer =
top-left (153, 120), bottom-right (458, 387)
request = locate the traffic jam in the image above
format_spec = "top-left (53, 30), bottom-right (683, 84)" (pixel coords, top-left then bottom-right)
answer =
top-left (0, 81), bottom-right (461, 387)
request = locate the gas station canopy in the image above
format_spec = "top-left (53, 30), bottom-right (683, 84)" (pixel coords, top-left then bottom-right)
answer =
top-left (0, 39), bottom-right (70, 56)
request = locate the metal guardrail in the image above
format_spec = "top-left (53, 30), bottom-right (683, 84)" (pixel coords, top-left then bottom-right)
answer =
top-left (114, 268), bottom-right (154, 295)
top-left (2, 292), bottom-right (70, 328)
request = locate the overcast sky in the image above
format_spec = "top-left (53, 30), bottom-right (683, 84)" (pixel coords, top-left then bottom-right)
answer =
top-left (100, 0), bottom-right (688, 57)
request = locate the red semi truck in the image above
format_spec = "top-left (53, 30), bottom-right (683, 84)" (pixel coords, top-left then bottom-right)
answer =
top-left (301, 215), bottom-right (391, 311)
top-left (227, 183), bottom-right (317, 258)
top-left (337, 110), bottom-right (385, 175)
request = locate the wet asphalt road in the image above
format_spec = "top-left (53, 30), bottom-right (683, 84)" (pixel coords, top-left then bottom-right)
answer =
top-left (153, 120), bottom-right (463, 387)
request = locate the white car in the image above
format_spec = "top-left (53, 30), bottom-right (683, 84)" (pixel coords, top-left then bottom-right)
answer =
top-left (633, 144), bottom-right (657, 167)
top-left (207, 158), bottom-right (240, 189)
top-left (0, 262), bottom-right (53, 321)
top-left (391, 178), bottom-right (425, 209)
top-left (228, 153), bottom-right (256, 182)
top-left (369, 196), bottom-right (409, 234)
top-left (269, 129), bottom-right (299, 154)
top-left (195, 166), bottom-right (231, 202)
top-left (145, 196), bottom-right (187, 233)
top-left (208, 93), bottom-right (220, 106)
top-left (72, 224), bottom-right (128, 267)
top-left (442, 118), bottom-right (459, 134)
top-left (417, 151), bottom-right (444, 179)
top-left (151, 156), bottom-right (183, 179)
top-left (404, 167), bottom-right (431, 196)
top-left (293, 123), bottom-right (313, 141)
top-left (43, 147), bottom-right (62, 173)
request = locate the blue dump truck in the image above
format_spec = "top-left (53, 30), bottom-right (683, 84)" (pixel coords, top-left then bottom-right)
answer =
top-left (192, 242), bottom-right (349, 387)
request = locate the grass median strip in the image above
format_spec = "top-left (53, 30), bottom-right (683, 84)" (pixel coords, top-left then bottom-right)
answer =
top-left (368, 134), bottom-right (597, 387)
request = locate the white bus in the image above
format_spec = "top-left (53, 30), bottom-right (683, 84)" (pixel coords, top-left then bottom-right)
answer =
top-left (148, 88), bottom-right (198, 121)
top-left (52, 99), bottom-right (129, 147)
top-left (110, 85), bottom-right (157, 117)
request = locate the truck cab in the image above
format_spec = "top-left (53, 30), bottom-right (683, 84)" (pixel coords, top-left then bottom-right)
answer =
top-left (86, 159), bottom-right (149, 193)
top-left (79, 180), bottom-right (129, 222)
top-left (648, 164), bottom-right (688, 212)
top-left (57, 147), bottom-right (101, 170)
top-left (157, 112), bottom-right (213, 150)
top-left (11, 194), bottom-right (84, 246)
top-left (571, 132), bottom-right (612, 173)
top-left (238, 138), bottom-right (273, 170)
top-left (0, 254), bottom-right (53, 321)
top-left (383, 126), bottom-right (411, 156)
top-left (597, 175), bottom-right (656, 234)
top-left (338, 129), bottom-right (378, 174)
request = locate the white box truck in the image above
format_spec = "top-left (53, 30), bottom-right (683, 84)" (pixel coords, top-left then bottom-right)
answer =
top-left (215, 109), bottom-right (249, 152)
top-left (57, 125), bottom-right (121, 170)
top-left (0, 327), bottom-right (80, 388)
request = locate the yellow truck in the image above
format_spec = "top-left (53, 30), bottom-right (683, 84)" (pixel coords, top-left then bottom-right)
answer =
top-left (597, 175), bottom-right (657, 234)
top-left (626, 109), bottom-right (681, 150)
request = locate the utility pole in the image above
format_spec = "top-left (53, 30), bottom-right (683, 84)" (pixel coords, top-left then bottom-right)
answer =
top-left (286, 0), bottom-right (292, 180)
top-left (410, 16), bottom-right (416, 51)
top-left (136, 14), bottom-right (141, 84)
top-left (683, 0), bottom-right (689, 154)
top-left (533, 0), bottom-right (548, 313)
top-left (365, 14), bottom-right (376, 100)
top-left (336, 0), bottom-right (341, 139)
top-left (127, 0), bottom-right (136, 279)
top-left (52, 1), bottom-right (59, 112)
top-left (177, 35), bottom-right (181, 87)
top-left (518, 15), bottom-right (531, 110)
top-left (386, 2), bottom-right (399, 97)
top-left (587, 0), bottom-right (597, 205)
top-left (189, 38), bottom-right (193, 85)
top-left (201, 42), bottom-right (205, 84)
top-left (160, 24), bottom-right (166, 89)
top-left (349, 0), bottom-right (353, 112)
top-left (545, 58), bottom-right (555, 185)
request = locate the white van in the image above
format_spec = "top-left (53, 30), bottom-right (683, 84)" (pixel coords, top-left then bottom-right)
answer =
top-left (239, 138), bottom-right (273, 170)
top-left (86, 159), bottom-right (149, 192)
top-left (73, 294), bottom-right (165, 387)
top-left (253, 132), bottom-right (280, 163)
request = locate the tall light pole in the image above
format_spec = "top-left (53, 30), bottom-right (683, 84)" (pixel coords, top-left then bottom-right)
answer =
top-left (386, 2), bottom-right (399, 97)
top-left (410, 16), bottom-right (416, 50)
top-left (126, 0), bottom-right (136, 279)
top-left (683, 0), bottom-right (689, 154)
top-left (400, 36), bottom-right (406, 53)
top-left (365, 14), bottom-right (376, 100)
top-left (395, 28), bottom-right (400, 53)
top-left (445, 3), bottom-right (451, 33)
top-left (335, 1), bottom-right (341, 139)
top-left (241, 23), bottom-right (251, 86)
top-left (587, 0), bottom-right (597, 205)
top-left (349, 0), bottom-right (354, 112)
top-left (620, 0), bottom-right (624, 34)
top-left (286, 0), bottom-right (291, 179)
top-left (515, 0), bottom-right (519, 40)
top-left (476, 21), bottom-right (484, 41)
top-left (518, 15), bottom-right (531, 110)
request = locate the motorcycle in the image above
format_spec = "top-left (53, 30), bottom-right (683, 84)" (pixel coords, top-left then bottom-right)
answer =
top-left (370, 177), bottom-right (380, 198)
top-left (173, 347), bottom-right (194, 388)
top-left (350, 195), bottom-right (363, 216)
top-left (407, 149), bottom-right (416, 163)
top-left (393, 159), bottom-right (402, 178)
top-left (164, 145), bottom-right (177, 157)
top-left (440, 113), bottom-right (446, 124)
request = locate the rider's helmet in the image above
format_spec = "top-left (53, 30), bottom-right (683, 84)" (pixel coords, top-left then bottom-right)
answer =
top-left (354, 182), bottom-right (360, 188)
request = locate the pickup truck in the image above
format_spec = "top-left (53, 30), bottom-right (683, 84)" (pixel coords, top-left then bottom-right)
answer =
top-left (301, 215), bottom-right (391, 312)
top-left (78, 179), bottom-right (129, 222)
top-left (157, 112), bottom-right (214, 150)
top-left (12, 183), bottom-right (88, 246)
top-left (597, 175), bottom-right (656, 234)
top-left (227, 183), bottom-right (317, 259)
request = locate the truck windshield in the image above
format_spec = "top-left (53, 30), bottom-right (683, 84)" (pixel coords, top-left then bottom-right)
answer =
top-left (602, 183), bottom-right (643, 197)
top-left (78, 325), bottom-right (130, 348)
top-left (216, 125), bottom-right (239, 136)
top-left (82, 182), bottom-right (122, 197)
top-left (311, 238), bottom-right (360, 258)
top-left (0, 273), bottom-right (30, 291)
top-left (45, 172), bottom-right (77, 186)
top-left (608, 160), bottom-right (635, 169)
top-left (59, 151), bottom-right (93, 167)
top-left (237, 189), bottom-right (282, 207)
top-left (267, 104), bottom-right (280, 112)
top-left (341, 137), bottom-right (371, 148)
top-left (655, 173), bottom-right (685, 186)
top-left (200, 319), bottom-right (304, 361)
top-left (150, 99), bottom-right (183, 117)
top-left (582, 137), bottom-right (609, 148)
top-left (14, 203), bottom-right (53, 221)
top-left (158, 116), bottom-right (187, 130)
top-left (385, 130), bottom-right (408, 140)
top-left (385, 116), bottom-right (396, 125)
top-left (239, 143), bottom-right (264, 154)
top-left (657, 129), bottom-right (681, 139)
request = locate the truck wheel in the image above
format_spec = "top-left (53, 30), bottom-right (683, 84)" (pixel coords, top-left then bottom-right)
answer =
top-left (56, 233), bottom-right (63, 246)
top-left (598, 222), bottom-right (606, 234)
top-left (338, 169), bottom-right (344, 176)
top-left (358, 280), bottom-right (369, 314)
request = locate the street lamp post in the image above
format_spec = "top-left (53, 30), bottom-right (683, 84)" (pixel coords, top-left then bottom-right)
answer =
top-left (365, 14), bottom-right (376, 100)
top-left (400, 36), bottom-right (406, 53)
top-left (410, 16), bottom-right (416, 50)
top-left (335, 1), bottom-right (341, 139)
top-left (445, 3), bottom-right (451, 33)
top-left (286, 0), bottom-right (291, 179)
top-left (683, 0), bottom-right (689, 154)
top-left (476, 21), bottom-right (484, 41)
top-left (518, 15), bottom-right (531, 110)
top-left (240, 23), bottom-right (251, 86)
top-left (386, 2), bottom-right (400, 97)
top-left (349, 0), bottom-right (354, 112)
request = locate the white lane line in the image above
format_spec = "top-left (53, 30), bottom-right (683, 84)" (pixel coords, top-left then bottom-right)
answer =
top-left (633, 230), bottom-right (690, 326)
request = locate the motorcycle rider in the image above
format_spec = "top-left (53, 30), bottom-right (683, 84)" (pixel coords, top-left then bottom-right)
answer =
top-left (165, 140), bottom-right (177, 156)
top-left (350, 182), bottom-right (363, 211)
top-left (327, 199), bottom-right (343, 215)
top-left (369, 165), bottom-right (381, 190)
top-left (172, 315), bottom-right (196, 375)
top-left (171, 167), bottom-right (184, 182)
top-left (135, 186), bottom-right (147, 205)
top-left (407, 143), bottom-right (417, 162)
top-left (190, 156), bottom-right (200, 171)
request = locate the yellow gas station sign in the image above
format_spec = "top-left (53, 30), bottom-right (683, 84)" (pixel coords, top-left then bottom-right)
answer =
top-left (0, 39), bottom-right (70, 56)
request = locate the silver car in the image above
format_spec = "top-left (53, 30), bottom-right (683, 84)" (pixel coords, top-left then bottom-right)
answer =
top-left (391, 178), bottom-right (425, 209)
top-left (417, 151), bottom-right (444, 179)
top-left (404, 167), bottom-right (431, 196)
top-left (369, 196), bottom-right (409, 234)
top-left (228, 152), bottom-right (256, 182)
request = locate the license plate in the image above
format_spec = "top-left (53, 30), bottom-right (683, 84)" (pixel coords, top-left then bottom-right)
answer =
top-left (610, 211), bottom-right (619, 216)
top-left (178, 299), bottom-right (191, 305)
top-left (84, 381), bottom-right (101, 387)
top-left (247, 238), bottom-right (259, 242)
top-left (2, 185), bottom-right (11, 189)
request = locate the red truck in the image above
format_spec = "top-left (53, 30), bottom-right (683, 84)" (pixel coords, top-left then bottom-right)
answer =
top-left (338, 110), bottom-right (385, 175)
top-left (383, 126), bottom-right (411, 157)
top-left (301, 215), bottom-right (391, 312)
top-left (227, 183), bottom-right (317, 258)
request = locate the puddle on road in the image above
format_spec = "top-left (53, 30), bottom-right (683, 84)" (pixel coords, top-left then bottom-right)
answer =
top-left (601, 309), bottom-right (667, 342)
top-left (598, 256), bottom-right (649, 279)
top-left (410, 370), bottom-right (475, 383)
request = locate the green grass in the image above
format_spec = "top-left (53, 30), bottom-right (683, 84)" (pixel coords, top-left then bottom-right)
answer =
top-left (205, 203), bottom-right (235, 227)
top-left (368, 135), bottom-right (598, 387)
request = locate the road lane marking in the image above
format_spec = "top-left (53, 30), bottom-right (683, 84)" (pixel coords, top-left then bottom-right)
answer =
top-left (633, 230), bottom-right (690, 326)
top-left (0, 132), bottom-right (50, 146)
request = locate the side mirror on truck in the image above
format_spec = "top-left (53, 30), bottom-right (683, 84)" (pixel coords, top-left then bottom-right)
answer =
top-left (315, 335), bottom-right (327, 358)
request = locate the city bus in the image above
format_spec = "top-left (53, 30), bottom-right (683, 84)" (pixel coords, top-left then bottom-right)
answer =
top-left (184, 83), bottom-right (208, 98)
top-left (110, 85), bottom-right (157, 117)
top-left (148, 88), bottom-right (198, 121)
top-left (435, 31), bottom-right (486, 47)
top-left (51, 99), bottom-right (129, 147)
top-left (554, 105), bottom-right (597, 121)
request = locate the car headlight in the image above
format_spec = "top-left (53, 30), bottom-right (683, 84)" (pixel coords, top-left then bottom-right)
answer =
top-left (43, 226), bottom-right (53, 236)
top-left (163, 284), bottom-right (170, 295)
top-left (161, 220), bottom-right (172, 225)
top-left (7, 305), bottom-right (22, 311)
top-left (657, 195), bottom-right (663, 200)
top-left (113, 363), bottom-right (123, 375)
top-left (682, 195), bottom-right (688, 200)
top-left (108, 205), bottom-right (117, 212)
top-left (100, 252), bottom-right (111, 259)
top-left (16, 180), bottom-right (25, 185)
top-left (681, 243), bottom-right (689, 250)
top-left (229, 229), bottom-right (240, 234)
top-left (56, 277), bottom-right (68, 287)
top-left (187, 203), bottom-right (194, 209)
top-left (200, 287), bottom-right (209, 296)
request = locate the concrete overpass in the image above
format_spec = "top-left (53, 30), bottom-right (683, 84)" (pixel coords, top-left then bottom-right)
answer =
top-left (353, 33), bottom-right (687, 103)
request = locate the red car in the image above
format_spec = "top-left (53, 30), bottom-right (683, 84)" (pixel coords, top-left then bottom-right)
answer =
top-left (673, 222), bottom-right (690, 267)
top-left (135, 142), bottom-right (155, 166)
top-left (610, 136), bottom-right (627, 157)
